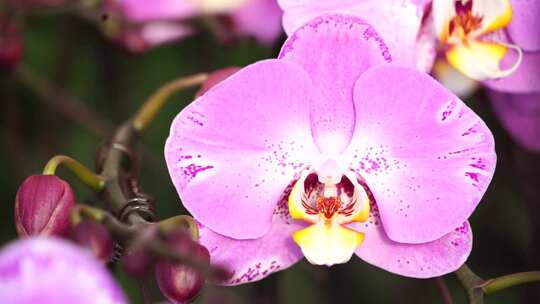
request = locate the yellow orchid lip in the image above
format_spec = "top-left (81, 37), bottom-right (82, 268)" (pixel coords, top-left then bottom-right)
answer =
top-left (288, 169), bottom-right (370, 266)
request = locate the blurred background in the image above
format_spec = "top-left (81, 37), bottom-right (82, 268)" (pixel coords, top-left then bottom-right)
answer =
top-left (1, 1), bottom-right (539, 303)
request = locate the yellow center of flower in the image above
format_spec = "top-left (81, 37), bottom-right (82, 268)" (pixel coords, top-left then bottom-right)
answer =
top-left (288, 163), bottom-right (370, 266)
top-left (434, 0), bottom-right (522, 80)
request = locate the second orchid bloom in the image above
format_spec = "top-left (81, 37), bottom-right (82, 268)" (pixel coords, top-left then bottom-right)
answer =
top-left (165, 14), bottom-right (496, 285)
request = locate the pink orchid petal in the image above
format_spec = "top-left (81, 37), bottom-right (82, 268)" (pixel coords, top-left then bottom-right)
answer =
top-left (119, 0), bottom-right (196, 22)
top-left (344, 65), bottom-right (496, 243)
top-left (165, 60), bottom-right (320, 239)
top-left (231, 0), bottom-right (284, 45)
top-left (278, 14), bottom-right (392, 155)
top-left (0, 237), bottom-right (127, 303)
top-left (352, 208), bottom-right (472, 278)
top-left (507, 0), bottom-right (540, 52)
top-left (199, 211), bottom-right (305, 285)
top-left (483, 50), bottom-right (540, 94)
top-left (279, 0), bottom-right (433, 71)
top-left (489, 90), bottom-right (540, 152)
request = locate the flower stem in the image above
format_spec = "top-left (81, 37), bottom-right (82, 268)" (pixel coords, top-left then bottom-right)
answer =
top-left (455, 264), bottom-right (484, 304)
top-left (131, 73), bottom-right (208, 132)
top-left (480, 271), bottom-right (540, 295)
top-left (43, 155), bottom-right (105, 192)
top-left (456, 264), bottom-right (540, 303)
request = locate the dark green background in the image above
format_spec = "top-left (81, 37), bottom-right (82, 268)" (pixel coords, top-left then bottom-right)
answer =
top-left (1, 12), bottom-right (539, 304)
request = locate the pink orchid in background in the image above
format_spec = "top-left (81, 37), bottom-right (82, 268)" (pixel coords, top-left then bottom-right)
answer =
top-left (430, 0), bottom-right (540, 151)
top-left (165, 14), bottom-right (496, 284)
top-left (115, 0), bottom-right (283, 47)
top-left (0, 237), bottom-right (127, 304)
top-left (278, 0), bottom-right (437, 71)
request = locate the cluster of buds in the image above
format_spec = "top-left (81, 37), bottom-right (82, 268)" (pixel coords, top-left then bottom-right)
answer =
top-left (11, 171), bottom-right (212, 303)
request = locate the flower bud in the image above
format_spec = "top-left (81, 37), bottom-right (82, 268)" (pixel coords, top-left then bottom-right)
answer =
top-left (155, 232), bottom-right (210, 304)
top-left (196, 67), bottom-right (241, 98)
top-left (0, 20), bottom-right (23, 69)
top-left (122, 226), bottom-right (158, 277)
top-left (15, 175), bottom-right (75, 237)
top-left (70, 220), bottom-right (113, 263)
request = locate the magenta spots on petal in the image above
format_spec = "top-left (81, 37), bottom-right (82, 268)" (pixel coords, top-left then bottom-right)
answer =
top-left (182, 163), bottom-right (214, 181)
top-left (440, 99), bottom-right (458, 121)
top-left (228, 260), bottom-right (281, 284)
top-left (469, 157), bottom-right (488, 170)
top-left (465, 172), bottom-right (480, 182)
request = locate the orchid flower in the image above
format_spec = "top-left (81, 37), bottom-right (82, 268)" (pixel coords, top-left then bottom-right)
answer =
top-left (0, 237), bottom-right (127, 304)
top-left (278, 0), bottom-right (436, 72)
top-left (165, 14), bottom-right (496, 285)
top-left (432, 0), bottom-right (523, 80)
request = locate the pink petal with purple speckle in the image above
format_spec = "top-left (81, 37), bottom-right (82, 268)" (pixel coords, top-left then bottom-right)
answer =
top-left (344, 65), bottom-right (496, 244)
top-left (483, 50), bottom-right (540, 94)
top-left (199, 205), bottom-right (305, 285)
top-left (279, 14), bottom-right (392, 155)
top-left (279, 0), bottom-right (433, 71)
top-left (231, 0), bottom-right (284, 45)
top-left (0, 237), bottom-right (127, 304)
top-left (352, 206), bottom-right (472, 278)
top-left (507, 0), bottom-right (540, 52)
top-left (489, 90), bottom-right (540, 152)
top-left (165, 59), bottom-right (319, 239)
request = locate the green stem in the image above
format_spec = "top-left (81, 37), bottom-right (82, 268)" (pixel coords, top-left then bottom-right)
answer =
top-left (43, 155), bottom-right (105, 192)
top-left (455, 264), bottom-right (484, 304)
top-left (480, 271), bottom-right (540, 295)
top-left (131, 73), bottom-right (208, 132)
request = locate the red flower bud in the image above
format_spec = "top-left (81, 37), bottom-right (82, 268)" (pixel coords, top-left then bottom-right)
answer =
top-left (71, 220), bottom-right (113, 263)
top-left (196, 67), bottom-right (241, 98)
top-left (15, 175), bottom-right (75, 237)
top-left (122, 226), bottom-right (158, 277)
top-left (0, 20), bottom-right (23, 69)
top-left (122, 243), bottom-right (153, 277)
top-left (155, 232), bottom-right (210, 304)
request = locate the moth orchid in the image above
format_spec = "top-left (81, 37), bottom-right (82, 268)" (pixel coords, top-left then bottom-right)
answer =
top-left (165, 14), bottom-right (496, 285)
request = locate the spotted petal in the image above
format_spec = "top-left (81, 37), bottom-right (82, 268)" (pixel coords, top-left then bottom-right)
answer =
top-left (279, 14), bottom-right (392, 155)
top-left (343, 65), bottom-right (496, 243)
top-left (199, 213), bottom-right (305, 285)
top-left (280, 1), bottom-right (432, 71)
top-left (165, 60), bottom-right (319, 239)
top-left (352, 211), bottom-right (472, 278)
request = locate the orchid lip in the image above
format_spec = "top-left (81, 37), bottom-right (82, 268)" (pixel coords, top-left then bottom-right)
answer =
top-left (287, 163), bottom-right (371, 266)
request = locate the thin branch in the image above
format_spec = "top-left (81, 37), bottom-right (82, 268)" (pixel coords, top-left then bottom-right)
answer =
top-left (435, 277), bottom-right (454, 304)
top-left (14, 65), bottom-right (114, 136)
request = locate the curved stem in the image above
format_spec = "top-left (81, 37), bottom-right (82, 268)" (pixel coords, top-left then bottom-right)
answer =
top-left (455, 264), bottom-right (484, 304)
top-left (72, 204), bottom-right (226, 281)
top-left (43, 155), bottom-right (105, 192)
top-left (131, 73), bottom-right (208, 132)
top-left (480, 272), bottom-right (540, 295)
